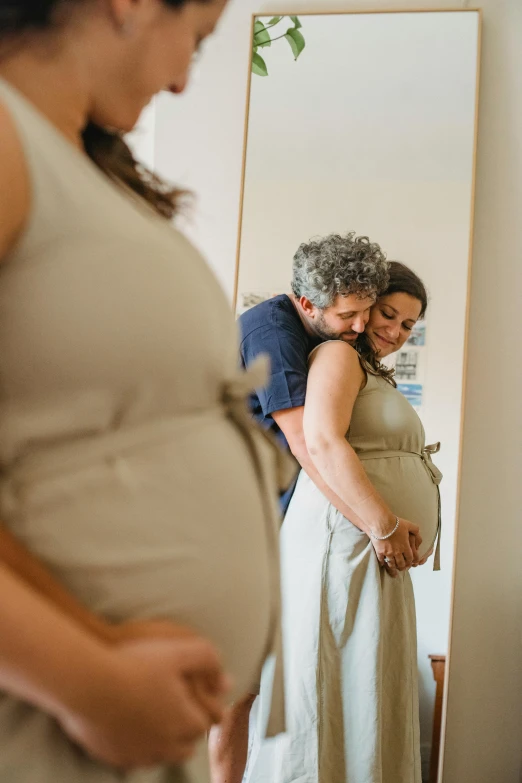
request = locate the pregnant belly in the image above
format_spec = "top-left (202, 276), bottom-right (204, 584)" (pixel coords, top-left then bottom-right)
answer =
top-left (361, 456), bottom-right (439, 559)
top-left (0, 415), bottom-right (273, 700)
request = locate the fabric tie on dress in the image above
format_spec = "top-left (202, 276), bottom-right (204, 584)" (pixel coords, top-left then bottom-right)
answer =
top-left (421, 442), bottom-right (442, 571)
top-left (221, 354), bottom-right (298, 737)
top-left (421, 442), bottom-right (443, 484)
top-left (221, 354), bottom-right (297, 493)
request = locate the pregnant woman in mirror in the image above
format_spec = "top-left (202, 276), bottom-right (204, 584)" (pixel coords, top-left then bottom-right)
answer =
top-left (247, 262), bottom-right (442, 783)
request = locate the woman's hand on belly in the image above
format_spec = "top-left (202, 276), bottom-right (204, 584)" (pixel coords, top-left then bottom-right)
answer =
top-left (382, 532), bottom-right (422, 577)
top-left (414, 546), bottom-right (434, 568)
top-left (59, 632), bottom-right (231, 770)
top-left (371, 517), bottom-right (422, 577)
top-left (112, 619), bottom-right (231, 725)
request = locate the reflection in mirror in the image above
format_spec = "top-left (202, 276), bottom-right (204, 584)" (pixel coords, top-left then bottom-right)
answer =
top-left (236, 10), bottom-right (480, 782)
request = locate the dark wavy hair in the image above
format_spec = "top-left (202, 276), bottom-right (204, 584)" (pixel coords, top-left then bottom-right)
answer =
top-left (0, 0), bottom-right (211, 218)
top-left (356, 261), bottom-right (429, 386)
top-left (383, 261), bottom-right (428, 318)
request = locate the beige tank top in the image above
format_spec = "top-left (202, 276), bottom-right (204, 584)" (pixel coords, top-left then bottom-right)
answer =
top-left (310, 343), bottom-right (442, 566)
top-left (0, 77), bottom-right (245, 465)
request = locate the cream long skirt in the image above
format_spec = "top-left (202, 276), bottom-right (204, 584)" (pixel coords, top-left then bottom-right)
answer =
top-left (245, 470), bottom-right (422, 783)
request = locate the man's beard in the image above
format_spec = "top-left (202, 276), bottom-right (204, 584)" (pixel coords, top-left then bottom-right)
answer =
top-left (312, 311), bottom-right (358, 343)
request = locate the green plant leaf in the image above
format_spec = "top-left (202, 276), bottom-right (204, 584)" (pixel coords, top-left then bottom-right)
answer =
top-left (285, 27), bottom-right (306, 60)
top-left (252, 51), bottom-right (268, 76)
top-left (253, 20), bottom-right (271, 48)
top-left (290, 15), bottom-right (302, 28)
top-left (268, 16), bottom-right (283, 25)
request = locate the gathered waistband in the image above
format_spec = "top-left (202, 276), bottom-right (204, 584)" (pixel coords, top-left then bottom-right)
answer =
top-left (357, 443), bottom-right (442, 486)
top-left (1, 359), bottom-right (296, 494)
top-left (1, 407), bottom-right (225, 489)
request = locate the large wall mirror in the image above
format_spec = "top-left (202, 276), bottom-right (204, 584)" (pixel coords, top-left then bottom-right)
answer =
top-left (236, 9), bottom-right (480, 781)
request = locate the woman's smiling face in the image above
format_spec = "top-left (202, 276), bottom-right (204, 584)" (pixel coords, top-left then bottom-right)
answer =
top-left (365, 292), bottom-right (423, 358)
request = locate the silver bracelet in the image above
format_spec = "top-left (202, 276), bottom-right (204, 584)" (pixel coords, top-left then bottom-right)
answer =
top-left (369, 516), bottom-right (400, 540)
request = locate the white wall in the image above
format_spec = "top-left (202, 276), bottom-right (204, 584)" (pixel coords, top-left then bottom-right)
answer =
top-left (145, 1), bottom-right (522, 780)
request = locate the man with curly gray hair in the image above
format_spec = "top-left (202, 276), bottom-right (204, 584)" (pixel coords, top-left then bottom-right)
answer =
top-left (240, 232), bottom-right (389, 506)
top-left (291, 231), bottom-right (389, 325)
top-left (209, 231), bottom-right (390, 783)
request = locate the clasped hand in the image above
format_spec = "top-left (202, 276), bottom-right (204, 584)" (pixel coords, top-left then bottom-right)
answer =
top-left (371, 517), bottom-right (423, 578)
top-left (59, 620), bottom-right (231, 770)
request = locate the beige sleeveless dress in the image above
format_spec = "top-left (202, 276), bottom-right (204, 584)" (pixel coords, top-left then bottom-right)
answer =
top-left (246, 351), bottom-right (442, 783)
top-left (0, 78), bottom-right (293, 783)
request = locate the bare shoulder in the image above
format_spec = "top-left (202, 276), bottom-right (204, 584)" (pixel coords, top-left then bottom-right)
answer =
top-left (309, 339), bottom-right (360, 369)
top-left (0, 100), bottom-right (30, 260)
top-left (308, 339), bottom-right (365, 392)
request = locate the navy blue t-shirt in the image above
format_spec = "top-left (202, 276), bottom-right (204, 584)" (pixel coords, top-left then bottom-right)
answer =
top-left (238, 294), bottom-right (320, 511)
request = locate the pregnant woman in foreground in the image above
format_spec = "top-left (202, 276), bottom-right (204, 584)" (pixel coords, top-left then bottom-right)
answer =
top-left (0, 0), bottom-right (291, 780)
top-left (247, 263), bottom-right (442, 783)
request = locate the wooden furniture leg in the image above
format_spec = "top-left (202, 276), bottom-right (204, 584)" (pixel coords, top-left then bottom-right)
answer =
top-left (429, 654), bottom-right (447, 783)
